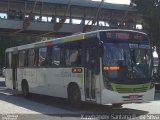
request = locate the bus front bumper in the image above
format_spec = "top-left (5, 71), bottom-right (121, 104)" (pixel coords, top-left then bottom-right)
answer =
top-left (101, 88), bottom-right (155, 105)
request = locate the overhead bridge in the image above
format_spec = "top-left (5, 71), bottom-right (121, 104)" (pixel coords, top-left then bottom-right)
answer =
top-left (0, 0), bottom-right (142, 37)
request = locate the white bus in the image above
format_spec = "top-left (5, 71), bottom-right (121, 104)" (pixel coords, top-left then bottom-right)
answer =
top-left (5, 29), bottom-right (154, 107)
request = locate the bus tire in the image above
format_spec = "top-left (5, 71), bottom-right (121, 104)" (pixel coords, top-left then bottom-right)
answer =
top-left (68, 84), bottom-right (81, 108)
top-left (22, 80), bottom-right (29, 98)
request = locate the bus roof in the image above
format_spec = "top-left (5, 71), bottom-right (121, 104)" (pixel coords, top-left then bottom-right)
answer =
top-left (6, 29), bottom-right (147, 53)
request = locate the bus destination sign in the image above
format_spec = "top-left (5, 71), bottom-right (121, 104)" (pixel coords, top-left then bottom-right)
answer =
top-left (105, 32), bottom-right (146, 41)
top-left (106, 32), bottom-right (130, 40)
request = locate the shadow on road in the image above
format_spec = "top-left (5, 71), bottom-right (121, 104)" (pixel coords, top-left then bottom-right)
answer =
top-left (0, 77), bottom-right (151, 119)
top-left (0, 77), bottom-right (5, 87)
top-left (0, 87), bottom-right (149, 119)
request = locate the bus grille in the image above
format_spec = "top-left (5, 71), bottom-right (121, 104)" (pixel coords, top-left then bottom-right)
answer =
top-left (115, 87), bottom-right (148, 93)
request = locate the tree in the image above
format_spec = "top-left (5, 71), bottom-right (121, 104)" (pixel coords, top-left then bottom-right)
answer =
top-left (131, 0), bottom-right (160, 74)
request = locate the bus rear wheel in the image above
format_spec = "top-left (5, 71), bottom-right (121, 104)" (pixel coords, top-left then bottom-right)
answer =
top-left (68, 84), bottom-right (81, 108)
top-left (22, 81), bottom-right (29, 98)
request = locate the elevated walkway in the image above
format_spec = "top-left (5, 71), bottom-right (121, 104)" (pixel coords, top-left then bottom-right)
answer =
top-left (0, 19), bottom-right (107, 36)
top-left (0, 0), bottom-right (142, 37)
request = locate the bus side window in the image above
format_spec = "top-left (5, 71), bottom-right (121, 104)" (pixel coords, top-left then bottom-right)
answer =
top-left (38, 47), bottom-right (48, 67)
top-left (52, 45), bottom-right (61, 67)
top-left (28, 49), bottom-right (36, 67)
top-left (6, 52), bottom-right (12, 68)
top-left (19, 50), bottom-right (26, 68)
top-left (64, 42), bottom-right (82, 67)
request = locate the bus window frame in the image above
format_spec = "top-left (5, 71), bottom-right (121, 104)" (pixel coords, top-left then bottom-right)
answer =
top-left (64, 41), bottom-right (83, 68)
top-left (50, 44), bottom-right (65, 68)
top-left (6, 52), bottom-right (13, 69)
top-left (27, 48), bottom-right (37, 68)
top-left (38, 47), bottom-right (49, 68)
top-left (18, 50), bottom-right (28, 68)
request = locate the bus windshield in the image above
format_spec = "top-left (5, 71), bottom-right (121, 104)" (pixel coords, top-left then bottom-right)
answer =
top-left (103, 42), bottom-right (152, 83)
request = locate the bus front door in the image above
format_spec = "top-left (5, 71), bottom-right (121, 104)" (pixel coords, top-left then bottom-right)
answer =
top-left (12, 54), bottom-right (18, 89)
top-left (85, 48), bottom-right (96, 101)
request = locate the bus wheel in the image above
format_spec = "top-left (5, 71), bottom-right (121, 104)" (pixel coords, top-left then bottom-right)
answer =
top-left (112, 103), bottom-right (123, 108)
top-left (22, 81), bottom-right (29, 98)
top-left (68, 84), bottom-right (81, 108)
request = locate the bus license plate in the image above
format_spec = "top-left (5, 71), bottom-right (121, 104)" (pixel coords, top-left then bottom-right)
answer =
top-left (129, 95), bottom-right (138, 100)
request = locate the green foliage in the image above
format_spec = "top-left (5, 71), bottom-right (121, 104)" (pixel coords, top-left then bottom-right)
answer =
top-left (131, 0), bottom-right (160, 45)
top-left (131, 0), bottom-right (160, 74)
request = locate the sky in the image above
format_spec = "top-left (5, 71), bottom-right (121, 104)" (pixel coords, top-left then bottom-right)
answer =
top-left (92, 0), bottom-right (131, 5)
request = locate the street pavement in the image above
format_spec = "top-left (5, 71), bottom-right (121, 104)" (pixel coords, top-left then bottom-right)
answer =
top-left (0, 77), bottom-right (160, 120)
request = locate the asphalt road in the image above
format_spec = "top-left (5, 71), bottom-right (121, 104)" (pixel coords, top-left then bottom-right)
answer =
top-left (0, 77), bottom-right (160, 120)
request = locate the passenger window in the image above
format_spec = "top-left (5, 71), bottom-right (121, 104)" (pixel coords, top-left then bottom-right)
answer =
top-left (38, 47), bottom-right (48, 67)
top-left (28, 49), bottom-right (36, 67)
top-left (19, 50), bottom-right (26, 67)
top-left (52, 46), bottom-right (61, 66)
top-left (65, 42), bottom-right (82, 66)
top-left (6, 52), bottom-right (12, 68)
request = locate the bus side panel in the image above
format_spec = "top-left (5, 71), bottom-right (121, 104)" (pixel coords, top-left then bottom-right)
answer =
top-left (47, 68), bottom-right (67, 98)
top-left (17, 68), bottom-right (28, 91)
top-left (17, 68), bottom-right (23, 91)
top-left (64, 67), bottom-right (85, 101)
top-left (17, 67), bottom-right (69, 98)
top-left (33, 68), bottom-right (49, 95)
top-left (5, 69), bottom-right (13, 89)
top-left (17, 68), bottom-right (37, 93)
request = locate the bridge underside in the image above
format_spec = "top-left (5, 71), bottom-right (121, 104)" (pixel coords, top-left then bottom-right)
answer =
top-left (0, 0), bottom-right (143, 37)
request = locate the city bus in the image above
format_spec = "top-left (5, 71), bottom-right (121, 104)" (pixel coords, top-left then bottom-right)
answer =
top-left (5, 29), bottom-right (154, 107)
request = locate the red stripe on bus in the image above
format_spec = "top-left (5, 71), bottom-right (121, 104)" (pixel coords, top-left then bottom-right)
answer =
top-left (45, 41), bottom-right (53, 46)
